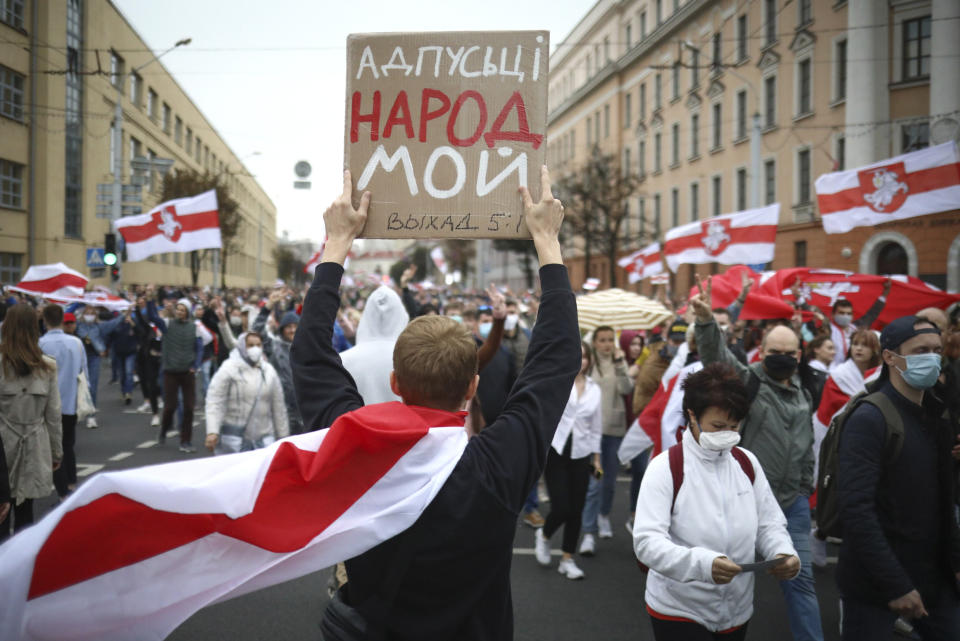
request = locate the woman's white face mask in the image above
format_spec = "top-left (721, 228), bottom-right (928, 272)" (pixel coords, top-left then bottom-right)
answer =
top-left (698, 430), bottom-right (741, 452)
top-left (246, 346), bottom-right (262, 363)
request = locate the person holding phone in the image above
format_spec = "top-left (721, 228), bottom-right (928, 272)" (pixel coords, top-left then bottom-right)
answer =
top-left (535, 340), bottom-right (603, 580)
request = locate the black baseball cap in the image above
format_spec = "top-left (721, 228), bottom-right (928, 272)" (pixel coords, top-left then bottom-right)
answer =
top-left (668, 320), bottom-right (689, 341)
top-left (879, 315), bottom-right (941, 353)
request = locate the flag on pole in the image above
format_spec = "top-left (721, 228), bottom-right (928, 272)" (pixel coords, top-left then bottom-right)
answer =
top-left (8, 263), bottom-right (88, 298)
top-left (0, 402), bottom-right (467, 641)
top-left (663, 205), bottom-right (779, 273)
top-left (582, 277), bottom-right (601, 291)
top-left (114, 190), bottom-right (221, 262)
top-left (430, 246), bottom-right (448, 274)
top-left (816, 141), bottom-right (960, 234)
top-left (618, 243), bottom-right (663, 283)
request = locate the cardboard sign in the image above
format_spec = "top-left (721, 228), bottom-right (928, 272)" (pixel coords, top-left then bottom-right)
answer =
top-left (345, 31), bottom-right (549, 239)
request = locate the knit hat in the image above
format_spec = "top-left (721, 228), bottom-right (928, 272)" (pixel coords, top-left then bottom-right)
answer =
top-left (63, 312), bottom-right (76, 323)
top-left (176, 298), bottom-right (192, 312)
top-left (279, 310), bottom-right (300, 331)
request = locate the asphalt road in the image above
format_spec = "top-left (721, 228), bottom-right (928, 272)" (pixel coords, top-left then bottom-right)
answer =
top-left (24, 366), bottom-right (892, 641)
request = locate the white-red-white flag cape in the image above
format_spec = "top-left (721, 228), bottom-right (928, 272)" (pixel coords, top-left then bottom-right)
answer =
top-left (618, 243), bottom-right (663, 283)
top-left (0, 402), bottom-right (468, 641)
top-left (816, 141), bottom-right (960, 234)
top-left (114, 190), bottom-right (221, 262)
top-left (8, 263), bottom-right (88, 298)
top-left (663, 205), bottom-right (779, 272)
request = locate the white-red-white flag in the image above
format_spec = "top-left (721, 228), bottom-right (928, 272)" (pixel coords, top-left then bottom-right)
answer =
top-left (430, 246), bottom-right (447, 274)
top-left (582, 277), bottom-right (601, 291)
top-left (304, 241), bottom-right (326, 275)
top-left (618, 243), bottom-right (664, 283)
top-left (0, 402), bottom-right (467, 641)
top-left (8, 263), bottom-right (88, 298)
top-left (663, 205), bottom-right (779, 272)
top-left (816, 141), bottom-right (960, 234)
top-left (114, 190), bottom-right (221, 262)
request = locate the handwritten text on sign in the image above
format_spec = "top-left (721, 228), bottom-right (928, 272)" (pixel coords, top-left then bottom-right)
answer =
top-left (345, 32), bottom-right (549, 239)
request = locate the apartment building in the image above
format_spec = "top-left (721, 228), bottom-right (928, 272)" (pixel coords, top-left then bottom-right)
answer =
top-left (547, 0), bottom-right (960, 294)
top-left (0, 0), bottom-right (278, 288)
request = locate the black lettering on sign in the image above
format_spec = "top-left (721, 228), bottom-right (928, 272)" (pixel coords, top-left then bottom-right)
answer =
top-left (456, 213), bottom-right (479, 231)
top-left (404, 214), bottom-right (420, 230)
top-left (440, 216), bottom-right (455, 231)
top-left (387, 212), bottom-right (404, 231)
top-left (424, 215), bottom-right (439, 231)
top-left (487, 212), bottom-right (507, 232)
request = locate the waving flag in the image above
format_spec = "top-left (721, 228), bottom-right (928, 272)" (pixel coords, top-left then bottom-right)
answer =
top-left (618, 243), bottom-right (663, 283)
top-left (49, 291), bottom-right (132, 312)
top-left (430, 246), bottom-right (448, 274)
top-left (663, 204), bottom-right (779, 272)
top-left (816, 141), bottom-right (960, 234)
top-left (114, 190), bottom-right (221, 262)
top-left (304, 242), bottom-right (326, 275)
top-left (681, 265), bottom-right (807, 321)
top-left (8, 263), bottom-right (87, 298)
top-left (0, 402), bottom-right (468, 641)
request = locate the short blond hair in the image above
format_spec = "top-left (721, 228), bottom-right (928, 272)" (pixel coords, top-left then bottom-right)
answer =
top-left (393, 315), bottom-right (478, 411)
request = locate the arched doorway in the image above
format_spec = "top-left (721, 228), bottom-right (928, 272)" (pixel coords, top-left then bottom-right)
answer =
top-left (875, 241), bottom-right (908, 275)
top-left (859, 231), bottom-right (918, 277)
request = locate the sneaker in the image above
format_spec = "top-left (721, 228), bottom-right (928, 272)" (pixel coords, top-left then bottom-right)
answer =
top-left (625, 517), bottom-right (634, 536)
top-left (578, 533), bottom-right (596, 557)
top-left (124, 393), bottom-right (132, 406)
top-left (150, 414), bottom-right (161, 428)
top-left (558, 557), bottom-right (585, 580)
top-left (534, 529), bottom-right (552, 566)
top-left (522, 510), bottom-right (545, 528)
top-left (85, 416), bottom-right (98, 429)
top-left (179, 443), bottom-right (196, 453)
top-left (811, 530), bottom-right (828, 568)
top-left (598, 514), bottom-right (614, 539)
top-left (136, 401), bottom-right (152, 414)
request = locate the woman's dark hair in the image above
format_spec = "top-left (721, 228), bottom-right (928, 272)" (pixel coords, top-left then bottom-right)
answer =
top-left (590, 325), bottom-right (616, 376)
top-left (805, 334), bottom-right (833, 361)
top-left (581, 340), bottom-right (593, 374)
top-left (1, 303), bottom-right (52, 378)
top-left (681, 362), bottom-right (750, 424)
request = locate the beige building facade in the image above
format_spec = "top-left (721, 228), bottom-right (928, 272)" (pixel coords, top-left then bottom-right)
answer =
top-left (548, 0), bottom-right (960, 295)
top-left (0, 0), bottom-right (278, 289)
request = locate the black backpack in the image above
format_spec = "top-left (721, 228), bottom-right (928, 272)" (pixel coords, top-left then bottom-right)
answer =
top-left (815, 391), bottom-right (904, 539)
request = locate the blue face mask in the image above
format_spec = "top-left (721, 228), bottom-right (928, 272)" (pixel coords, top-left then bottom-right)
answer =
top-left (478, 322), bottom-right (492, 339)
top-left (893, 352), bottom-right (942, 390)
top-left (449, 314), bottom-right (463, 324)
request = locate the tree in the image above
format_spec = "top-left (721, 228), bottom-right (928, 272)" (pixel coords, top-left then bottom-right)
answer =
top-left (440, 239), bottom-right (476, 284)
top-left (492, 238), bottom-right (536, 290)
top-left (272, 246), bottom-right (305, 286)
top-left (556, 145), bottom-right (644, 286)
top-left (160, 169), bottom-right (241, 288)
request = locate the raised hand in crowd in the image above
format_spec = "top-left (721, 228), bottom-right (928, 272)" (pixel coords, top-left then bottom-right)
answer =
top-left (519, 165), bottom-right (564, 266)
top-left (400, 264), bottom-right (418, 288)
top-left (689, 275), bottom-right (713, 324)
top-left (487, 283), bottom-right (506, 319)
top-left (266, 290), bottom-right (284, 311)
top-left (322, 170), bottom-right (370, 264)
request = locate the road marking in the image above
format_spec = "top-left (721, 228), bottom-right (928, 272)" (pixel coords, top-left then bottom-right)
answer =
top-left (136, 440), bottom-right (157, 448)
top-left (76, 463), bottom-right (104, 478)
top-left (108, 451), bottom-right (134, 461)
top-left (512, 548), bottom-right (563, 556)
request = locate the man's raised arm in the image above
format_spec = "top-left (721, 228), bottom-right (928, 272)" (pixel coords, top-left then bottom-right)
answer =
top-left (290, 171), bottom-right (368, 431)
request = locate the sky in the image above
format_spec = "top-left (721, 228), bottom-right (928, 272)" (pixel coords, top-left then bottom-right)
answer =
top-left (112, 0), bottom-right (591, 244)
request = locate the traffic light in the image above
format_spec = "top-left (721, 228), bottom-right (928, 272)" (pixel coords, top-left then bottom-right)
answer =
top-left (110, 264), bottom-right (121, 282)
top-left (104, 233), bottom-right (118, 267)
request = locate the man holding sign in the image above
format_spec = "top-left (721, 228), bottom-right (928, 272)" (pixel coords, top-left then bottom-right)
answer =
top-left (291, 166), bottom-right (579, 640)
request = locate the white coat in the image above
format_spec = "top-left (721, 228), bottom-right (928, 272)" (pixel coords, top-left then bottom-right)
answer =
top-left (205, 353), bottom-right (289, 443)
top-left (633, 428), bottom-right (797, 632)
top-left (340, 286), bottom-right (409, 405)
top-left (551, 376), bottom-right (602, 459)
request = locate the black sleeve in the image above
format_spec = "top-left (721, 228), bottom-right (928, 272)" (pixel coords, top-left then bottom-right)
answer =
top-left (467, 265), bottom-right (581, 512)
top-left (0, 432), bottom-right (10, 503)
top-left (290, 263), bottom-right (363, 431)
top-left (401, 286), bottom-right (421, 319)
top-left (856, 295), bottom-right (887, 329)
top-left (838, 402), bottom-right (915, 601)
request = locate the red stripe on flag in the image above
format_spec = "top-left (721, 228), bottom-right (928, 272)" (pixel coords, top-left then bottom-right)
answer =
top-left (16, 273), bottom-right (88, 293)
top-left (117, 210), bottom-right (220, 244)
top-left (817, 162), bottom-right (960, 214)
top-left (664, 225), bottom-right (777, 255)
top-left (28, 402), bottom-right (464, 600)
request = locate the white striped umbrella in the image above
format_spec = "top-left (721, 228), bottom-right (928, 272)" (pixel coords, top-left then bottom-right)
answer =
top-left (576, 288), bottom-right (674, 332)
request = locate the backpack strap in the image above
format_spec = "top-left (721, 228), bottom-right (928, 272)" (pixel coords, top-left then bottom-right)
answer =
top-left (730, 447), bottom-right (756, 483)
top-left (668, 444), bottom-right (684, 513)
top-left (861, 392), bottom-right (905, 465)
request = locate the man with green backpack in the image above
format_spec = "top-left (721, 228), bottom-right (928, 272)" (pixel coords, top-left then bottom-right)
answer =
top-left (831, 315), bottom-right (960, 639)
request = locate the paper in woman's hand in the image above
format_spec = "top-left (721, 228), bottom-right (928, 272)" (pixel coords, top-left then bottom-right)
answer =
top-left (737, 556), bottom-right (788, 573)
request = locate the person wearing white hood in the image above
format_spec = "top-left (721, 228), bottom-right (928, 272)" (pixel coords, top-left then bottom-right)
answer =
top-left (339, 285), bottom-right (410, 405)
top-left (204, 331), bottom-right (288, 454)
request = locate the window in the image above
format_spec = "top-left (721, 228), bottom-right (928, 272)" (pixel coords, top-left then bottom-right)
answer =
top-left (0, 64), bottom-right (24, 121)
top-left (639, 198), bottom-right (646, 235)
top-left (110, 51), bottom-right (125, 89)
top-left (712, 175), bottom-right (722, 216)
top-left (586, 116), bottom-right (592, 146)
top-left (656, 0), bottom-right (663, 25)
top-left (570, 130), bottom-right (576, 158)
top-left (764, 159), bottom-right (776, 205)
top-left (691, 113), bottom-right (700, 157)
top-left (586, 54), bottom-right (592, 78)
top-left (604, 36), bottom-right (610, 62)
top-left (836, 135), bottom-right (845, 171)
top-left (672, 62), bottom-right (680, 100)
top-left (877, 242), bottom-right (909, 275)
top-left (736, 168), bottom-right (747, 211)
top-left (654, 132), bottom-right (662, 172)
top-left (764, 75), bottom-right (776, 127)
top-left (712, 102), bottom-right (722, 149)
top-left (736, 90), bottom-right (747, 140)
top-left (174, 117), bottom-right (183, 145)
top-left (639, 139), bottom-right (646, 175)
top-left (147, 89), bottom-right (158, 121)
top-left (639, 83), bottom-right (646, 119)
top-left (594, 44), bottom-right (600, 72)
top-left (798, 0), bottom-right (812, 26)
top-left (794, 241), bottom-right (807, 267)
top-left (186, 128), bottom-right (193, 154)
top-left (690, 49), bottom-right (700, 89)
top-left (162, 103), bottom-right (172, 134)
top-left (797, 148), bottom-right (811, 204)
top-left (835, 39), bottom-right (847, 101)
top-left (797, 58), bottom-right (812, 115)
top-left (147, 149), bottom-right (157, 191)
top-left (129, 136), bottom-right (141, 165)
top-left (0, 252), bottom-right (22, 284)
top-left (595, 111), bottom-right (601, 144)
top-left (626, 24), bottom-right (633, 49)
top-left (737, 15), bottom-right (748, 61)
top-left (640, 11), bottom-right (647, 38)
top-left (690, 183), bottom-right (699, 221)
top-left (1, 0), bottom-right (24, 29)
top-left (671, 188), bottom-right (679, 227)
top-left (65, 0), bottom-right (82, 239)
top-left (671, 123), bottom-right (679, 166)
top-left (654, 194), bottom-right (662, 236)
top-left (0, 158), bottom-right (23, 208)
top-left (625, 93), bottom-right (632, 129)
top-left (204, 145), bottom-right (210, 169)
top-left (902, 122), bottom-right (930, 152)
top-left (712, 33), bottom-right (721, 73)
top-left (902, 16), bottom-right (931, 80)
top-left (655, 73), bottom-right (662, 109)
top-left (624, 147), bottom-right (632, 176)
top-left (195, 137), bottom-right (202, 163)
top-left (604, 104), bottom-right (610, 138)
top-left (764, 0), bottom-right (777, 46)
top-left (129, 72), bottom-right (142, 107)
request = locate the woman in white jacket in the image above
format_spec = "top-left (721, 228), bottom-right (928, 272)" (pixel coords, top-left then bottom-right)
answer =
top-left (204, 332), bottom-right (289, 453)
top-left (535, 341), bottom-right (602, 580)
top-left (634, 362), bottom-right (800, 640)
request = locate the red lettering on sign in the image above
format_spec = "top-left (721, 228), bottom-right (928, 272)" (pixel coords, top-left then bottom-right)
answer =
top-left (350, 90), bottom-right (381, 143)
top-left (383, 91), bottom-right (415, 140)
top-left (419, 89), bottom-right (451, 143)
top-left (447, 90), bottom-right (488, 147)
top-left (484, 91), bottom-right (543, 149)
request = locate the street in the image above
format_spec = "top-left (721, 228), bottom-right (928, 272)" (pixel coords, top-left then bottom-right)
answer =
top-left (28, 367), bottom-right (866, 641)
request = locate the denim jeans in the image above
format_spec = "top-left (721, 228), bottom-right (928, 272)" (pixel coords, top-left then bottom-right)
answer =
top-left (522, 486), bottom-right (538, 514)
top-left (119, 353), bottom-right (137, 395)
top-left (200, 359), bottom-right (214, 400)
top-left (86, 353), bottom-right (101, 407)
top-left (581, 434), bottom-right (622, 533)
top-left (779, 494), bottom-right (825, 641)
top-left (629, 449), bottom-right (651, 516)
top-left (110, 348), bottom-right (122, 383)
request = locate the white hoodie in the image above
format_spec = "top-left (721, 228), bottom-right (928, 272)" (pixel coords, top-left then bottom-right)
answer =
top-left (633, 429), bottom-right (797, 632)
top-left (340, 286), bottom-right (409, 405)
